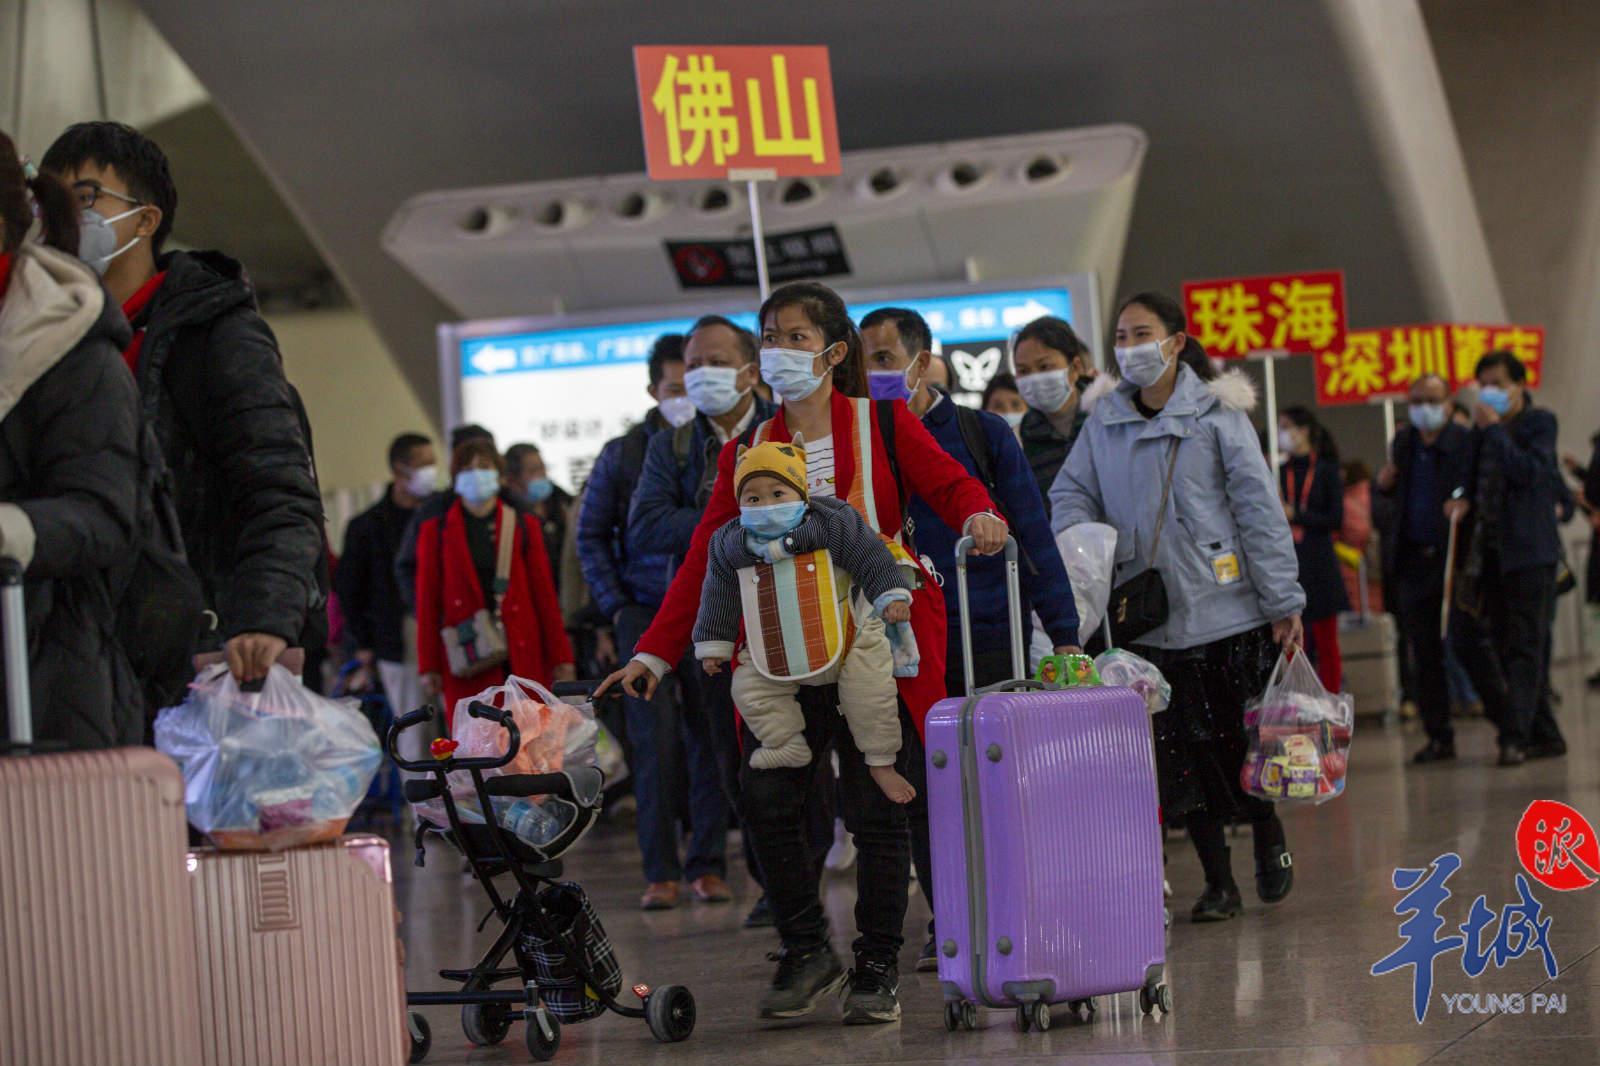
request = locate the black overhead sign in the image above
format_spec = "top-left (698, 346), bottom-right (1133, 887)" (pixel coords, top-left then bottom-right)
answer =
top-left (665, 224), bottom-right (851, 289)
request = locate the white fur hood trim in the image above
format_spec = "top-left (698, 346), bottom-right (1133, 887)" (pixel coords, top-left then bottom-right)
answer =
top-left (1080, 372), bottom-right (1119, 413)
top-left (1206, 369), bottom-right (1257, 412)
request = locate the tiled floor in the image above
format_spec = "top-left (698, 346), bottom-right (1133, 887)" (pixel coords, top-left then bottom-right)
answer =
top-left (393, 664), bottom-right (1600, 1065)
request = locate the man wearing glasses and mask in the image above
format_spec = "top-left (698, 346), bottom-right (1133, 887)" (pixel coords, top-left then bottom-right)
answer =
top-left (42, 122), bottom-right (326, 689)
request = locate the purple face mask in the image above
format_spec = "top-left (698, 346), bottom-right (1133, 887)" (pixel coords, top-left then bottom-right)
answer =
top-left (868, 366), bottom-right (916, 403)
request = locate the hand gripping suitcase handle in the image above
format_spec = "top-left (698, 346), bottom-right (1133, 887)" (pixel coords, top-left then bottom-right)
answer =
top-left (1, 557), bottom-right (29, 750)
top-left (952, 534), bottom-right (1025, 697)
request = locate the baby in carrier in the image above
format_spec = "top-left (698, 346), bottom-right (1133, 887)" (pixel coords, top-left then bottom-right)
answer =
top-left (692, 438), bottom-right (918, 804)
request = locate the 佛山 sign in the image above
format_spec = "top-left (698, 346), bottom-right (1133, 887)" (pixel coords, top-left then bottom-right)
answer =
top-left (634, 45), bottom-right (842, 181)
top-left (1315, 323), bottom-right (1545, 406)
top-left (665, 224), bottom-right (850, 289)
top-left (1182, 271), bottom-right (1348, 359)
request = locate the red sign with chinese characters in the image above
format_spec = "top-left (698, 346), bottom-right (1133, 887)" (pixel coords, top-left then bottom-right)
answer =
top-left (1515, 800), bottom-right (1598, 892)
top-left (633, 46), bottom-right (842, 181)
top-left (1182, 271), bottom-right (1347, 360)
top-left (1314, 322), bottom-right (1545, 406)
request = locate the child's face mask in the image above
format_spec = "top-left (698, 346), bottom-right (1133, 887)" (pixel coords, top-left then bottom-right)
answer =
top-left (740, 501), bottom-right (807, 541)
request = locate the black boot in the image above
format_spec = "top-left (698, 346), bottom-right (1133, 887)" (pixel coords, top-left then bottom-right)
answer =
top-left (1188, 815), bottom-right (1242, 922)
top-left (1253, 816), bottom-right (1294, 904)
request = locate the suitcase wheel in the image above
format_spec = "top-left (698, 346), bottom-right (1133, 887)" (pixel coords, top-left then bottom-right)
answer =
top-left (462, 1002), bottom-right (512, 1046)
top-left (1138, 982), bottom-right (1173, 1015)
top-left (943, 1001), bottom-right (979, 1032)
top-left (408, 1011), bottom-right (432, 1064)
top-left (1015, 1001), bottom-right (1051, 1032)
top-left (1067, 997), bottom-right (1096, 1019)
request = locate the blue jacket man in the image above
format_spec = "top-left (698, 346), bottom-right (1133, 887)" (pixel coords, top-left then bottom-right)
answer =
top-left (859, 306), bottom-right (1080, 974)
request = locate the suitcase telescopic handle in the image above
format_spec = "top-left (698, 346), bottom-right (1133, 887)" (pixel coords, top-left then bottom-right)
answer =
top-left (953, 534), bottom-right (1025, 697)
top-left (1, 557), bottom-right (29, 751)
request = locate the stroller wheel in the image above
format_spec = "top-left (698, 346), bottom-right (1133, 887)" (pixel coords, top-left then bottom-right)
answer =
top-left (526, 1006), bottom-right (561, 1061)
top-left (407, 1011), bottom-right (432, 1063)
top-left (462, 1002), bottom-right (512, 1046)
top-left (646, 984), bottom-right (697, 1043)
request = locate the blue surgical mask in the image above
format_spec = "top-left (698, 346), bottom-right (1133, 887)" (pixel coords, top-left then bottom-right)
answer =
top-left (524, 477), bottom-right (554, 503)
top-left (454, 468), bottom-right (500, 507)
top-left (1408, 402), bottom-right (1447, 433)
top-left (685, 365), bottom-right (749, 416)
top-left (740, 500), bottom-right (807, 541)
top-left (1478, 385), bottom-right (1512, 416)
top-left (760, 345), bottom-right (834, 404)
top-left (1002, 410), bottom-right (1026, 430)
top-left (77, 205), bottom-right (145, 278)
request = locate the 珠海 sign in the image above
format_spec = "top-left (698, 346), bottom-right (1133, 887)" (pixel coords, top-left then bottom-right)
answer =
top-left (665, 225), bottom-right (850, 289)
top-left (634, 45), bottom-right (842, 181)
top-left (1182, 271), bottom-right (1347, 360)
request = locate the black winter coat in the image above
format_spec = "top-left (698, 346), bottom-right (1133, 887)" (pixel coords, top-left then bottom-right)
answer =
top-left (132, 251), bottom-right (326, 649)
top-left (1018, 406), bottom-right (1087, 521)
top-left (335, 492), bottom-right (415, 662)
top-left (1280, 454), bottom-right (1349, 621)
top-left (1374, 422), bottom-right (1475, 586)
top-left (0, 250), bottom-right (142, 748)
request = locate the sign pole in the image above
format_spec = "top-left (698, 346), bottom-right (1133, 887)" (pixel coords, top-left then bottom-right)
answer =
top-left (1383, 398), bottom-right (1397, 448)
top-left (1264, 354), bottom-right (1281, 470)
top-left (747, 180), bottom-right (771, 301)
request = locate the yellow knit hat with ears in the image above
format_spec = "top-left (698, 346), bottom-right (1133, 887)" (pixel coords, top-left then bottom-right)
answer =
top-left (735, 434), bottom-right (808, 499)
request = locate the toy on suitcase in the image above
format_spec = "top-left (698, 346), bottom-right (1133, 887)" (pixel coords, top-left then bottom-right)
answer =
top-left (391, 681), bottom-right (696, 1062)
top-left (0, 558), bottom-right (206, 1066)
top-left (927, 537), bottom-right (1170, 1033)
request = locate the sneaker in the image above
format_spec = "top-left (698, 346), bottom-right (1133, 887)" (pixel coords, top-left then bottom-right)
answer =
top-left (1526, 740), bottom-right (1568, 760)
top-left (1498, 743), bottom-right (1527, 767)
top-left (916, 936), bottom-right (939, 973)
top-left (825, 822), bottom-right (857, 873)
top-left (1411, 739), bottom-right (1456, 765)
top-left (758, 945), bottom-right (846, 1020)
top-left (743, 896), bottom-right (776, 929)
top-left (1255, 845), bottom-right (1294, 904)
top-left (1191, 882), bottom-right (1243, 922)
top-left (842, 956), bottom-right (901, 1025)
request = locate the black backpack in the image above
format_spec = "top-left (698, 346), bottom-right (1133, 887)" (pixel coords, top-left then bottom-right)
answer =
top-left (110, 420), bottom-right (205, 715)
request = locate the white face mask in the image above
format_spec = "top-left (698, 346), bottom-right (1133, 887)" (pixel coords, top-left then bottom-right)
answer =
top-left (1113, 336), bottom-right (1173, 388)
top-left (404, 464), bottom-right (437, 497)
top-left (1277, 428), bottom-right (1297, 454)
top-left (1016, 369), bottom-right (1072, 414)
top-left (685, 365), bottom-right (750, 416)
top-left (659, 395), bottom-right (697, 428)
top-left (760, 345), bottom-right (833, 403)
top-left (1001, 410), bottom-right (1026, 429)
top-left (77, 206), bottom-right (145, 277)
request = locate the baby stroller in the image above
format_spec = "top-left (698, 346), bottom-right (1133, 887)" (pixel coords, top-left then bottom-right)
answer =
top-left (389, 682), bottom-right (696, 1062)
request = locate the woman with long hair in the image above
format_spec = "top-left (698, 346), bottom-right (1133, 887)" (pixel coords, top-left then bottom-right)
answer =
top-left (1052, 290), bottom-right (1306, 923)
top-left (598, 281), bottom-right (1004, 1025)
top-left (1279, 405), bottom-right (1349, 693)
top-left (0, 131), bottom-right (143, 747)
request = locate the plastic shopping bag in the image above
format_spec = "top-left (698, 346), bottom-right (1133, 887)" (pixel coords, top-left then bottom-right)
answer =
top-left (154, 663), bottom-right (382, 850)
top-left (1240, 647), bottom-right (1354, 804)
top-left (411, 675), bottom-right (597, 848)
top-left (1059, 522), bottom-right (1118, 639)
top-left (1094, 648), bottom-right (1172, 714)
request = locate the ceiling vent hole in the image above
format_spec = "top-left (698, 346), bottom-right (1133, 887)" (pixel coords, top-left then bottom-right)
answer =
top-left (950, 163), bottom-right (984, 188)
top-left (538, 202), bottom-right (566, 227)
top-left (699, 186), bottom-right (732, 212)
top-left (781, 179), bottom-right (817, 205)
top-left (869, 168), bottom-right (900, 195)
top-left (459, 207), bottom-right (491, 234)
top-left (617, 192), bottom-right (649, 219)
top-left (1024, 155), bottom-right (1062, 183)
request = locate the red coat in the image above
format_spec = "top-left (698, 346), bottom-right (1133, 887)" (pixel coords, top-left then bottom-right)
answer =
top-left (415, 500), bottom-right (574, 726)
top-left (635, 390), bottom-right (995, 733)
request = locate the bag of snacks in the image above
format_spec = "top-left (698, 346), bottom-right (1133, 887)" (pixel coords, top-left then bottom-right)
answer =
top-left (1240, 647), bottom-right (1353, 804)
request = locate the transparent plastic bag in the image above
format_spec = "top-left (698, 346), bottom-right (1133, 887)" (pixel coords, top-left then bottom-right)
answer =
top-left (1058, 522), bottom-right (1118, 639)
top-left (1094, 648), bottom-right (1172, 714)
top-left (411, 675), bottom-right (596, 848)
top-left (1240, 647), bottom-right (1354, 805)
top-left (154, 663), bottom-right (382, 850)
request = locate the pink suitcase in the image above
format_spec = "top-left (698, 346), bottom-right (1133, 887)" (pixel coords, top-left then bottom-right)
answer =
top-left (187, 835), bottom-right (409, 1066)
top-left (0, 561), bottom-right (205, 1066)
top-left (926, 537), bottom-right (1169, 1033)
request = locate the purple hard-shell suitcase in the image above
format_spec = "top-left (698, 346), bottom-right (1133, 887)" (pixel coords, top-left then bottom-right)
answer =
top-left (926, 536), bottom-right (1168, 1031)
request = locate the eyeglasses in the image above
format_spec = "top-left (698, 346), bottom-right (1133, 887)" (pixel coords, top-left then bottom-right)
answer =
top-left (70, 181), bottom-right (143, 212)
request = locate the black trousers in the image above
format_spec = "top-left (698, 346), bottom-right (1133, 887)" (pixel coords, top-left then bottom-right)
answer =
top-left (677, 657), bottom-right (764, 888)
top-left (1395, 547), bottom-right (1452, 744)
top-left (1457, 561), bottom-right (1564, 748)
top-left (741, 685), bottom-right (908, 963)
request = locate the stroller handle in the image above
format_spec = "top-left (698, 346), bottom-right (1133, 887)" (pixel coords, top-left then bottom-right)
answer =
top-left (386, 701), bottom-right (522, 773)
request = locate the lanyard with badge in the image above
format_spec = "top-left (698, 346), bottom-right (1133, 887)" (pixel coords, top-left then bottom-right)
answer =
top-left (1283, 454), bottom-right (1316, 545)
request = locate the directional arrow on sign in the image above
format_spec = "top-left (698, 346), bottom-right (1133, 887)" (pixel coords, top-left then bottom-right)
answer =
top-left (1002, 299), bottom-right (1055, 329)
top-left (469, 343), bottom-right (518, 375)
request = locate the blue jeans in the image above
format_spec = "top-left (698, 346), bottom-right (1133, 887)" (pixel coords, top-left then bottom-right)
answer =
top-left (616, 604), bottom-right (728, 884)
